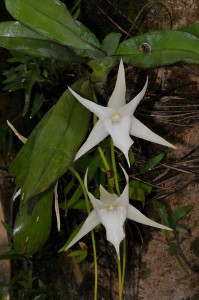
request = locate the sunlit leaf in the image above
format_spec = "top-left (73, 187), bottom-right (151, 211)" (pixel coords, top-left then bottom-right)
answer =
top-left (116, 30), bottom-right (199, 67)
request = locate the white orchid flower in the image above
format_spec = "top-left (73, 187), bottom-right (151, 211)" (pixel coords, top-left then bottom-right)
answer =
top-left (68, 59), bottom-right (176, 166)
top-left (66, 167), bottom-right (172, 256)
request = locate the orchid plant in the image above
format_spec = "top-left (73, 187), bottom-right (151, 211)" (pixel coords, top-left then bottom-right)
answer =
top-left (1, 0), bottom-right (198, 298)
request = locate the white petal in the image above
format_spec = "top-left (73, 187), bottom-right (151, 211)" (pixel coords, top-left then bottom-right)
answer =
top-left (108, 59), bottom-right (126, 109)
top-left (99, 185), bottom-right (118, 204)
top-left (68, 86), bottom-right (113, 119)
top-left (75, 120), bottom-right (108, 161)
top-left (84, 169), bottom-right (105, 211)
top-left (130, 116), bottom-right (176, 148)
top-left (66, 210), bottom-right (100, 250)
top-left (127, 205), bottom-right (172, 231)
top-left (120, 78), bottom-right (148, 117)
top-left (104, 116), bottom-right (133, 166)
top-left (98, 207), bottom-right (127, 256)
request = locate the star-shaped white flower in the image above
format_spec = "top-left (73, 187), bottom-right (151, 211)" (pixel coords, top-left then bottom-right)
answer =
top-left (66, 167), bottom-right (172, 256)
top-left (68, 59), bottom-right (176, 166)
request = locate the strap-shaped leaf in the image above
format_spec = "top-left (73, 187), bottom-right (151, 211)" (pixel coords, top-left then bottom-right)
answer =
top-left (116, 30), bottom-right (199, 67)
top-left (5, 0), bottom-right (104, 58)
top-left (0, 21), bottom-right (86, 63)
top-left (179, 23), bottom-right (199, 37)
top-left (13, 187), bottom-right (53, 255)
top-left (9, 80), bottom-right (92, 202)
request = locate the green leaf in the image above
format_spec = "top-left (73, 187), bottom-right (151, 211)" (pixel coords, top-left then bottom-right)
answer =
top-left (140, 153), bottom-right (164, 174)
top-left (9, 80), bottom-right (92, 202)
top-left (171, 205), bottom-right (192, 224)
top-left (67, 152), bottom-right (102, 209)
top-left (174, 224), bottom-right (190, 234)
top-left (116, 30), bottom-right (199, 67)
top-left (67, 198), bottom-right (90, 210)
top-left (68, 249), bottom-right (87, 257)
top-left (1, 221), bottom-right (13, 237)
top-left (129, 186), bottom-right (145, 203)
top-left (101, 32), bottom-right (122, 56)
top-left (153, 199), bottom-right (171, 239)
top-left (0, 250), bottom-right (22, 260)
top-left (0, 21), bottom-right (85, 62)
top-left (68, 249), bottom-right (87, 264)
top-left (179, 23), bottom-right (199, 38)
top-left (30, 93), bottom-right (45, 119)
top-left (129, 180), bottom-right (152, 205)
top-left (13, 187), bottom-right (53, 255)
top-left (59, 221), bottom-right (84, 252)
top-left (5, 0), bottom-right (104, 59)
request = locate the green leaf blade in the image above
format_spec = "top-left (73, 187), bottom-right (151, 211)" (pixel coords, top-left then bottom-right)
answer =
top-left (171, 205), bottom-right (192, 224)
top-left (116, 30), bottom-right (199, 67)
top-left (9, 80), bottom-right (92, 202)
top-left (0, 21), bottom-right (85, 62)
top-left (13, 188), bottom-right (53, 255)
top-left (5, 0), bottom-right (103, 58)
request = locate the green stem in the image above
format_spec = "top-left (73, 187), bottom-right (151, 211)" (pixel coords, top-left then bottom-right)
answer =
top-left (69, 167), bottom-right (98, 300)
top-left (121, 234), bottom-right (126, 291)
top-left (110, 138), bottom-right (120, 195)
top-left (117, 256), bottom-right (122, 300)
top-left (98, 146), bottom-right (115, 192)
top-left (98, 146), bottom-right (110, 171)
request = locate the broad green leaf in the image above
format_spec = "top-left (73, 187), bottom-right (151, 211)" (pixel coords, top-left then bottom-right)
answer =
top-left (13, 187), bottom-right (53, 255)
top-left (5, 0), bottom-right (104, 59)
top-left (116, 30), bottom-right (199, 67)
top-left (179, 23), bottom-right (199, 38)
top-left (9, 80), bottom-right (92, 202)
top-left (140, 154), bottom-right (164, 174)
top-left (0, 21), bottom-right (85, 62)
top-left (101, 33), bottom-right (122, 56)
top-left (171, 205), bottom-right (192, 224)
